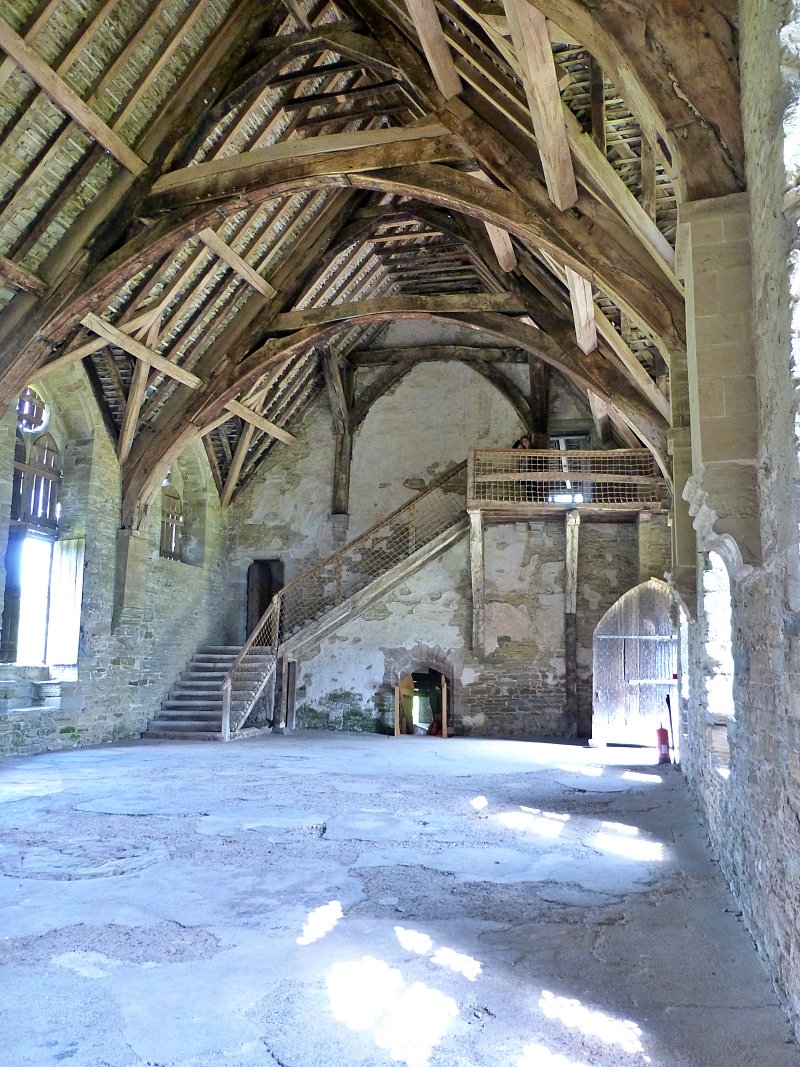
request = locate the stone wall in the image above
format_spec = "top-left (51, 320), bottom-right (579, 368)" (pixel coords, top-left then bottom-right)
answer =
top-left (290, 517), bottom-right (639, 739)
top-left (677, 0), bottom-right (800, 1032)
top-left (0, 370), bottom-right (228, 757)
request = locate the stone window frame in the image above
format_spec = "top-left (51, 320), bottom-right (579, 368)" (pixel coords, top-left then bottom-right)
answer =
top-left (159, 483), bottom-right (184, 561)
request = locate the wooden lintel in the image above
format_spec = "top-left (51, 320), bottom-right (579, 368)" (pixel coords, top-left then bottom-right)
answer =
top-left (348, 345), bottom-right (523, 365)
top-left (198, 229), bottom-right (278, 297)
top-left (405, 0), bottom-right (463, 99)
top-left (0, 254), bottom-right (47, 295)
top-left (224, 399), bottom-right (297, 445)
top-left (80, 313), bottom-right (202, 389)
top-left (0, 16), bottom-right (146, 176)
top-left (564, 266), bottom-right (598, 354)
top-left (502, 0), bottom-right (577, 211)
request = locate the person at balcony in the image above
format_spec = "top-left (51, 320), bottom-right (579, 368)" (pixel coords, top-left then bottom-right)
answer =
top-left (512, 435), bottom-right (541, 502)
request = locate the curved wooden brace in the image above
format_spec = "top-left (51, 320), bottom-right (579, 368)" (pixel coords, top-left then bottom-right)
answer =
top-left (18, 154), bottom-right (684, 410)
top-left (121, 308), bottom-right (669, 528)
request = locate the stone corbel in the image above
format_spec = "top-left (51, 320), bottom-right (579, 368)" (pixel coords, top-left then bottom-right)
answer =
top-left (683, 470), bottom-right (755, 584)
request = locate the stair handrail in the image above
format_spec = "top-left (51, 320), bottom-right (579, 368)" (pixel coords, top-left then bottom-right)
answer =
top-left (222, 460), bottom-right (467, 737)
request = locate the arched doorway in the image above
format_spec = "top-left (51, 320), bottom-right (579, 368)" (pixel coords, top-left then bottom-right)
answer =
top-left (393, 667), bottom-right (449, 737)
top-left (591, 579), bottom-right (677, 748)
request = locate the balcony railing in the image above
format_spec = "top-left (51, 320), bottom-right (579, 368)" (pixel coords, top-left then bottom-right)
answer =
top-left (467, 448), bottom-right (664, 514)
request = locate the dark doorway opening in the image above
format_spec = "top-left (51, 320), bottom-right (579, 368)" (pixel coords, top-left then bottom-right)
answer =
top-left (247, 559), bottom-right (284, 637)
top-left (395, 668), bottom-right (448, 736)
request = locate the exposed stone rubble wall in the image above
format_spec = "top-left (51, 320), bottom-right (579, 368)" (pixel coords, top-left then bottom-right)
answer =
top-left (0, 370), bottom-right (227, 757)
top-left (679, 0), bottom-right (800, 1033)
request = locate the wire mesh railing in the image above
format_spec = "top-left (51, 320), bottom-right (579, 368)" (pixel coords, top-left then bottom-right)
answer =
top-left (467, 448), bottom-right (663, 510)
top-left (222, 461), bottom-right (468, 737)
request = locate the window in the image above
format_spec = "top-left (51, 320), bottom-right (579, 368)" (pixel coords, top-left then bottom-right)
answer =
top-left (160, 485), bottom-right (184, 560)
top-left (1, 391), bottom-right (81, 666)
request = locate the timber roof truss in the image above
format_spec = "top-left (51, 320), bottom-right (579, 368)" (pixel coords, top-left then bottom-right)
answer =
top-left (0, 0), bottom-right (741, 524)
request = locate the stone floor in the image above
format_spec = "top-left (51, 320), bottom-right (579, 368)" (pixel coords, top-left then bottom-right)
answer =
top-left (0, 731), bottom-right (797, 1067)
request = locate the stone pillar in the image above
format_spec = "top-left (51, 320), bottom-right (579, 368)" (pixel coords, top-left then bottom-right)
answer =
top-left (637, 510), bottom-right (671, 584)
top-left (113, 529), bottom-right (150, 627)
top-left (677, 193), bottom-right (762, 568)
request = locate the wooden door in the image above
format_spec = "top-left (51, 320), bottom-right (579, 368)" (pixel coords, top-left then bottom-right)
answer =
top-left (246, 559), bottom-right (284, 636)
top-left (592, 580), bottom-right (676, 747)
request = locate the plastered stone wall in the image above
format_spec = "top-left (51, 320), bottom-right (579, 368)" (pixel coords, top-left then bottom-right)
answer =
top-left (292, 518), bottom-right (639, 739)
top-left (229, 355), bottom-right (641, 738)
top-left (0, 373), bottom-right (228, 757)
top-left (678, 0), bottom-right (800, 1031)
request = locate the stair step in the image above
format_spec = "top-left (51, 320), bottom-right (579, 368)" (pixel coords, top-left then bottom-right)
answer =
top-left (143, 729), bottom-right (222, 741)
top-left (147, 721), bottom-right (220, 729)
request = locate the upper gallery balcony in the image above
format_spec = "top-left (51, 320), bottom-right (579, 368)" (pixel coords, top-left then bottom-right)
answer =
top-left (467, 448), bottom-right (667, 522)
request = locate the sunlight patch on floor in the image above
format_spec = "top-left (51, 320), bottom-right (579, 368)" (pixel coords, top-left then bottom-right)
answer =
top-left (539, 990), bottom-right (645, 1055)
top-left (297, 900), bottom-right (343, 945)
top-left (327, 956), bottom-right (457, 1067)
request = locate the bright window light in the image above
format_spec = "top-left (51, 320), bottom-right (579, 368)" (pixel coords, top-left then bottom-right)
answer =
top-left (519, 1043), bottom-right (589, 1067)
top-left (17, 535), bottom-right (52, 665)
top-left (495, 810), bottom-right (566, 839)
top-left (621, 771), bottom-right (663, 783)
top-left (471, 796), bottom-right (489, 811)
top-left (600, 821), bottom-right (638, 836)
top-left (556, 764), bottom-right (604, 777)
top-left (430, 946), bottom-right (482, 981)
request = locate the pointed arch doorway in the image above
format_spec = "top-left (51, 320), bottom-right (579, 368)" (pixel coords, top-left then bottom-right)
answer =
top-left (591, 579), bottom-right (678, 749)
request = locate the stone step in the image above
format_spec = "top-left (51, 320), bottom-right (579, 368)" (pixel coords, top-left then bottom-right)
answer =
top-left (143, 728), bottom-right (222, 741)
top-left (197, 646), bottom-right (240, 653)
top-left (148, 715), bottom-right (222, 728)
top-left (157, 705), bottom-right (222, 718)
top-left (162, 699), bottom-right (222, 711)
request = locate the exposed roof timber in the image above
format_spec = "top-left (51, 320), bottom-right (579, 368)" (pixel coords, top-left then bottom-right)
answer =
top-left (0, 15), bottom-right (146, 175)
top-left (136, 158), bottom-right (684, 359)
top-left (501, 0), bottom-right (577, 210)
top-left (79, 313), bottom-right (202, 390)
top-left (147, 126), bottom-right (469, 209)
top-left (0, 0), bottom-right (258, 400)
top-left (197, 229), bottom-right (278, 297)
top-left (0, 256), bottom-right (47, 296)
top-left (270, 292), bottom-right (526, 330)
top-left (225, 398), bottom-right (297, 444)
top-left (408, 0), bottom-right (677, 275)
top-left (564, 265), bottom-right (598, 354)
top-left (404, 0), bottom-right (463, 98)
top-left (528, 0), bottom-right (742, 200)
top-left (347, 345), bottom-right (526, 364)
top-left (121, 305), bottom-right (669, 525)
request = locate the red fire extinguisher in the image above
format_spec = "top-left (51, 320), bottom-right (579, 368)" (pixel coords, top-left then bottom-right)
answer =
top-left (657, 725), bottom-right (670, 764)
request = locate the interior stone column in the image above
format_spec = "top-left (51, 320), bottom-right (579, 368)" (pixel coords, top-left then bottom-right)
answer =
top-left (114, 529), bottom-right (150, 626)
top-left (677, 192), bottom-right (762, 568)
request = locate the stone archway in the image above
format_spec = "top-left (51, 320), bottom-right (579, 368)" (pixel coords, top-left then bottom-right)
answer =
top-left (383, 644), bottom-right (454, 737)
